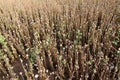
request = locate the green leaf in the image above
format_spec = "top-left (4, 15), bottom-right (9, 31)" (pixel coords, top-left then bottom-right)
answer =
top-left (0, 35), bottom-right (5, 44)
top-left (117, 50), bottom-right (120, 57)
top-left (87, 61), bottom-right (93, 65)
top-left (61, 59), bottom-right (66, 65)
top-left (30, 53), bottom-right (36, 63)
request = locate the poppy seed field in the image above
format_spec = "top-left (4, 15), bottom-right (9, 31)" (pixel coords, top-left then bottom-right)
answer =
top-left (0, 0), bottom-right (120, 80)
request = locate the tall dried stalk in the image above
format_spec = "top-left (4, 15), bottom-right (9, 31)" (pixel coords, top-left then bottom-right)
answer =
top-left (0, 0), bottom-right (120, 80)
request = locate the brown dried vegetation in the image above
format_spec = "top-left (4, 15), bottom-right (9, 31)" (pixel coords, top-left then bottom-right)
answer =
top-left (0, 0), bottom-right (120, 80)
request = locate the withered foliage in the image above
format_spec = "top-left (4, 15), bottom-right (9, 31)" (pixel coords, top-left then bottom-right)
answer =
top-left (0, 0), bottom-right (120, 80)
